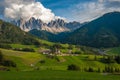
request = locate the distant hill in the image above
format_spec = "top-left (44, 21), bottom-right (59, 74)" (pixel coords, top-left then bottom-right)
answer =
top-left (28, 21), bottom-right (85, 42)
top-left (65, 12), bottom-right (120, 48)
top-left (0, 20), bottom-right (39, 45)
top-left (29, 29), bottom-right (69, 42)
top-left (29, 29), bottom-right (56, 41)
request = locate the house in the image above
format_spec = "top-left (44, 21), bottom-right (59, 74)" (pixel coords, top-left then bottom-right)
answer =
top-left (39, 49), bottom-right (51, 54)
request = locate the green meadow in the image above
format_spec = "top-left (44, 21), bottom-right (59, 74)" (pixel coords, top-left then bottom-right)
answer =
top-left (0, 43), bottom-right (120, 80)
top-left (0, 71), bottom-right (120, 80)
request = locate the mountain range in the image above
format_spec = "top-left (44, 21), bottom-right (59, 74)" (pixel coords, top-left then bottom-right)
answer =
top-left (65, 12), bottom-right (120, 48)
top-left (12, 18), bottom-right (82, 33)
top-left (29, 12), bottom-right (120, 48)
top-left (1, 12), bottom-right (120, 48)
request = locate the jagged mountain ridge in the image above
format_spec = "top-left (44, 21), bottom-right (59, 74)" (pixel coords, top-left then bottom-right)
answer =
top-left (12, 18), bottom-right (82, 33)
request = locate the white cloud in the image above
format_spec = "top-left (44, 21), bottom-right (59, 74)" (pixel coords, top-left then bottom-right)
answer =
top-left (1, 0), bottom-right (120, 23)
top-left (72, 0), bottom-right (120, 23)
top-left (2, 0), bottom-right (64, 23)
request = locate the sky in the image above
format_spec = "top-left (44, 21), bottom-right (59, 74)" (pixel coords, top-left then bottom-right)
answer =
top-left (0, 0), bottom-right (120, 23)
top-left (39, 0), bottom-right (94, 21)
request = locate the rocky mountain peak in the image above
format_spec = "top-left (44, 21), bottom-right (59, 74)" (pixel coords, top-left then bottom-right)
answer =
top-left (12, 17), bottom-right (82, 33)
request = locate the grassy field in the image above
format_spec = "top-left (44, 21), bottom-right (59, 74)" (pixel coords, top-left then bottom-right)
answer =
top-left (106, 47), bottom-right (120, 55)
top-left (0, 44), bottom-right (120, 80)
top-left (1, 49), bottom-right (120, 71)
top-left (1, 48), bottom-right (120, 71)
top-left (0, 71), bottom-right (120, 80)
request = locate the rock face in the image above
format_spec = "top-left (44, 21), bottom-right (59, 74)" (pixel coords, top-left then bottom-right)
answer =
top-left (12, 18), bottom-right (82, 33)
top-left (66, 21), bottom-right (82, 31)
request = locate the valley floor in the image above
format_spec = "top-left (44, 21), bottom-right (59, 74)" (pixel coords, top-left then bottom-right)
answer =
top-left (0, 43), bottom-right (120, 80)
top-left (0, 70), bottom-right (120, 80)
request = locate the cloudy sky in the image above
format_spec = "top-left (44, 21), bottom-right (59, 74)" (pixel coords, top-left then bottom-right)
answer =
top-left (0, 0), bottom-right (120, 23)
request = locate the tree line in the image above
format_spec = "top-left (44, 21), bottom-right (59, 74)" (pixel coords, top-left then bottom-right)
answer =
top-left (0, 50), bottom-right (16, 71)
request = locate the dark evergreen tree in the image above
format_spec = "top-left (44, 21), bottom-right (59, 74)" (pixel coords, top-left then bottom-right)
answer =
top-left (115, 56), bottom-right (120, 64)
top-left (67, 64), bottom-right (80, 71)
top-left (0, 50), bottom-right (3, 62)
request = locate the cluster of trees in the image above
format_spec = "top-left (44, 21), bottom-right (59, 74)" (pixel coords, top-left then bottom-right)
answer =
top-left (0, 50), bottom-right (16, 68)
top-left (39, 60), bottom-right (46, 64)
top-left (67, 64), bottom-right (120, 73)
top-left (103, 66), bottom-right (120, 73)
top-left (0, 43), bottom-right (35, 52)
top-left (50, 43), bottom-right (63, 54)
top-left (0, 44), bottom-right (12, 49)
top-left (67, 64), bottom-right (80, 71)
top-left (13, 48), bottom-right (35, 52)
top-left (50, 43), bottom-right (96, 55)
top-left (101, 55), bottom-right (120, 64)
top-left (84, 66), bottom-right (120, 73)
top-left (67, 55), bottom-right (120, 73)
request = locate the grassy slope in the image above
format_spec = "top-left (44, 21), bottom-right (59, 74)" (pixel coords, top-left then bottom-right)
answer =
top-left (106, 47), bottom-right (120, 55)
top-left (1, 47), bottom-right (120, 71)
top-left (0, 48), bottom-right (43, 71)
top-left (0, 44), bottom-right (120, 80)
top-left (0, 71), bottom-right (120, 80)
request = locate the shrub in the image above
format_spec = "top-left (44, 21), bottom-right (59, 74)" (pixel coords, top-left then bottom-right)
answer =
top-left (74, 51), bottom-right (82, 54)
top-left (88, 67), bottom-right (94, 72)
top-left (13, 48), bottom-right (35, 52)
top-left (104, 66), bottom-right (116, 73)
top-left (39, 60), bottom-right (45, 64)
top-left (115, 68), bottom-right (120, 72)
top-left (97, 68), bottom-right (102, 73)
top-left (67, 64), bottom-right (80, 71)
top-left (101, 56), bottom-right (115, 64)
top-left (0, 50), bottom-right (3, 62)
top-left (22, 48), bottom-right (35, 52)
top-left (115, 56), bottom-right (120, 64)
top-left (2, 60), bottom-right (16, 67)
top-left (0, 44), bottom-right (12, 49)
